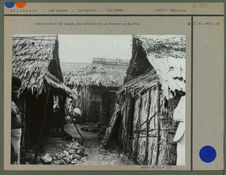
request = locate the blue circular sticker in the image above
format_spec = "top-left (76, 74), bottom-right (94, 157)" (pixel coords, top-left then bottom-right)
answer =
top-left (199, 145), bottom-right (216, 163)
top-left (5, 2), bottom-right (15, 8)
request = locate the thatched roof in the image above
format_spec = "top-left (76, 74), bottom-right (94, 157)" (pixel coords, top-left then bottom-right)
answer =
top-left (117, 69), bottom-right (159, 97)
top-left (12, 35), bottom-right (76, 97)
top-left (63, 63), bottom-right (128, 87)
top-left (45, 71), bottom-right (77, 99)
top-left (135, 35), bottom-right (186, 99)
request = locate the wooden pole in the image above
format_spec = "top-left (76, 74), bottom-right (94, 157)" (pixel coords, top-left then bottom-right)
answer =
top-left (127, 96), bottom-right (135, 154)
top-left (72, 122), bottom-right (85, 141)
top-left (155, 82), bottom-right (160, 165)
top-left (101, 103), bottom-right (120, 148)
top-left (124, 98), bottom-right (129, 152)
top-left (144, 90), bottom-right (152, 165)
top-left (133, 96), bottom-right (142, 162)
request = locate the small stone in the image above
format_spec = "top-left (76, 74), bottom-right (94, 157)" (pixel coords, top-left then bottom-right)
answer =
top-left (64, 150), bottom-right (70, 157)
top-left (52, 159), bottom-right (65, 165)
top-left (69, 155), bottom-right (74, 160)
top-left (40, 154), bottom-right (52, 164)
top-left (68, 149), bottom-right (76, 154)
top-left (71, 159), bottom-right (77, 164)
top-left (63, 155), bottom-right (71, 162)
top-left (73, 154), bottom-right (81, 160)
top-left (57, 153), bottom-right (63, 159)
top-left (77, 149), bottom-right (81, 154)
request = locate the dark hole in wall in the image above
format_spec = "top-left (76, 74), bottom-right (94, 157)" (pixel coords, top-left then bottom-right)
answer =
top-left (21, 91), bottom-right (47, 148)
top-left (126, 44), bottom-right (153, 82)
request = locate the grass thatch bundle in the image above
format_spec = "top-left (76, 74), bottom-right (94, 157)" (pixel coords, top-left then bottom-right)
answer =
top-left (12, 35), bottom-right (56, 94)
top-left (12, 35), bottom-right (75, 97)
top-left (64, 63), bottom-right (128, 87)
top-left (137, 35), bottom-right (186, 59)
top-left (117, 69), bottom-right (159, 98)
top-left (135, 35), bottom-right (186, 99)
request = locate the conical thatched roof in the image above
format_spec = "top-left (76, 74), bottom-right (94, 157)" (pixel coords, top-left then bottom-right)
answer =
top-left (12, 35), bottom-right (76, 97)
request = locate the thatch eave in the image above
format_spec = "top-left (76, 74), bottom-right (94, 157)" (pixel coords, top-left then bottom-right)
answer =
top-left (44, 71), bottom-right (77, 99)
top-left (133, 35), bottom-right (186, 99)
top-left (117, 69), bottom-right (159, 98)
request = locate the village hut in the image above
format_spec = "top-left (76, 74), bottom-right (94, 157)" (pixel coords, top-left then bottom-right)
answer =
top-left (12, 35), bottom-right (76, 149)
top-left (102, 35), bottom-right (186, 165)
top-left (63, 58), bottom-right (129, 125)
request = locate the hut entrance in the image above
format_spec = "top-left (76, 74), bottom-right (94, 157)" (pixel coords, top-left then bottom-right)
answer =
top-left (87, 89), bottom-right (102, 123)
top-left (76, 86), bottom-right (118, 126)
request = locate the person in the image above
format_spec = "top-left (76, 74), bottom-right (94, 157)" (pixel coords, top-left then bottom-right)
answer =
top-left (11, 76), bottom-right (22, 164)
top-left (72, 107), bottom-right (82, 123)
top-left (52, 103), bottom-right (59, 135)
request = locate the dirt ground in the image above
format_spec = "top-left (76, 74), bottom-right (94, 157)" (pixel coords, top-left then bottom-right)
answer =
top-left (40, 123), bottom-right (134, 165)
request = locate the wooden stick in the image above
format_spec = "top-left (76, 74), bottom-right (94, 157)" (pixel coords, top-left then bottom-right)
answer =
top-left (133, 96), bottom-right (142, 161)
top-left (144, 90), bottom-right (152, 165)
top-left (128, 96), bottom-right (135, 154)
top-left (139, 112), bottom-right (157, 128)
top-left (101, 103), bottom-right (120, 148)
top-left (155, 82), bottom-right (161, 165)
top-left (73, 122), bottom-right (85, 141)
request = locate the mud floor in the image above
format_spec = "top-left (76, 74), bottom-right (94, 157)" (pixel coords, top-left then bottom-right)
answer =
top-left (39, 123), bottom-right (134, 165)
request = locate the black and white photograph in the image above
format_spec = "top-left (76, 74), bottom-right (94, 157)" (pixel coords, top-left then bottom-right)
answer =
top-left (11, 34), bottom-right (186, 166)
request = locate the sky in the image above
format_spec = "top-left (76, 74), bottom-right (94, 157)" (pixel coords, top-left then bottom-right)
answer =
top-left (58, 35), bottom-right (132, 63)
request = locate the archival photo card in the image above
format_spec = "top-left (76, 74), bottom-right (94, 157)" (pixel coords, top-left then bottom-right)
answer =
top-left (3, 2), bottom-right (224, 172)
top-left (11, 34), bottom-right (186, 166)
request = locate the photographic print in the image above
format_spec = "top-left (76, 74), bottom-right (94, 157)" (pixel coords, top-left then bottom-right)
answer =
top-left (11, 34), bottom-right (186, 166)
